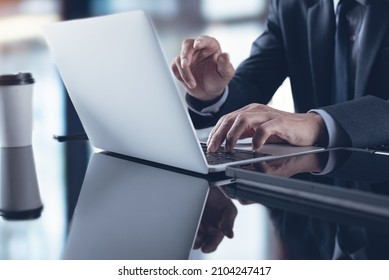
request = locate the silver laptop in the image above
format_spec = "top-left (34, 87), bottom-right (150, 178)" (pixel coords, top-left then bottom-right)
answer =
top-left (42, 10), bottom-right (322, 174)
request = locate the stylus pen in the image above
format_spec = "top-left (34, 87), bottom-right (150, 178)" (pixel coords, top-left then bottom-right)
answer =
top-left (53, 133), bottom-right (89, 142)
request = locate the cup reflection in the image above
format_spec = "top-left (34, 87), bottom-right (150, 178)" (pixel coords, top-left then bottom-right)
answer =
top-left (0, 146), bottom-right (43, 220)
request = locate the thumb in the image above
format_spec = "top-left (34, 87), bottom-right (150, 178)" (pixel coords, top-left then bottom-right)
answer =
top-left (217, 53), bottom-right (235, 80)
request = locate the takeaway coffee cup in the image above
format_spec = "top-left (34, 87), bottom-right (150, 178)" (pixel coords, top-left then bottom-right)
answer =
top-left (0, 73), bottom-right (35, 147)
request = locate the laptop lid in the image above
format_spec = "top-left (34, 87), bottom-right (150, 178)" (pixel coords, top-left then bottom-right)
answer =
top-left (42, 10), bottom-right (322, 174)
top-left (42, 11), bottom-right (210, 174)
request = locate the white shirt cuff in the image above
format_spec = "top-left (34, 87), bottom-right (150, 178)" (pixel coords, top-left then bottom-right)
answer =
top-left (187, 87), bottom-right (229, 116)
top-left (309, 109), bottom-right (343, 148)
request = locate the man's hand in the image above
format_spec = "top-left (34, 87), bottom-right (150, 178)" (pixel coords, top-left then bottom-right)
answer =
top-left (171, 35), bottom-right (235, 101)
top-left (207, 103), bottom-right (328, 152)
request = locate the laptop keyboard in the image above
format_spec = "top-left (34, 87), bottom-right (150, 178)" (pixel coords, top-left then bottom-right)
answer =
top-left (201, 143), bottom-right (272, 165)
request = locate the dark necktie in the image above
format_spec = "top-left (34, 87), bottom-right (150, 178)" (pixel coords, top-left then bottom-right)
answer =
top-left (332, 0), bottom-right (355, 103)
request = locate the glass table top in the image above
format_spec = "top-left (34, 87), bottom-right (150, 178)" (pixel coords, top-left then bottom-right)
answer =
top-left (1, 145), bottom-right (389, 260)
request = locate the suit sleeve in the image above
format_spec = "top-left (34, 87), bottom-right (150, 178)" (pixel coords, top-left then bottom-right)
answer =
top-left (190, 0), bottom-right (288, 129)
top-left (321, 96), bottom-right (389, 148)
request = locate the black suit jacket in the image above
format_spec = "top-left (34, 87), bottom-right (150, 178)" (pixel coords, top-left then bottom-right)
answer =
top-left (190, 0), bottom-right (389, 147)
top-left (322, 96), bottom-right (389, 147)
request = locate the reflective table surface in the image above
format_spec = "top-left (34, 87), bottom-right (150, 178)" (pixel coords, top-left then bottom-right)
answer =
top-left (1, 145), bottom-right (389, 260)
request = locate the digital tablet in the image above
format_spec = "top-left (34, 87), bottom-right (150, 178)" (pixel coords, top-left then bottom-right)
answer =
top-left (225, 148), bottom-right (389, 227)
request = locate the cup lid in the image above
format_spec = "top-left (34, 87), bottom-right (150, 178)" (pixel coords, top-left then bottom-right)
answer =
top-left (0, 73), bottom-right (35, 86)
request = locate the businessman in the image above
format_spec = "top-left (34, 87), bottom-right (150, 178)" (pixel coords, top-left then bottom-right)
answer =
top-left (172, 0), bottom-right (389, 151)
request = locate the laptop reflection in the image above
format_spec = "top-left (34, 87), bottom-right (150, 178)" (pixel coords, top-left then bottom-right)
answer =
top-left (62, 152), bottom-right (209, 260)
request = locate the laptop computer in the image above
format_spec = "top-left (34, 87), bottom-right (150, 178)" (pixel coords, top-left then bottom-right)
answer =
top-left (42, 10), bottom-right (322, 174)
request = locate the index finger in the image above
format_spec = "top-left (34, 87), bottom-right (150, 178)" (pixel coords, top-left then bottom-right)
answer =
top-left (207, 116), bottom-right (231, 152)
top-left (180, 38), bottom-right (196, 68)
top-left (178, 39), bottom-right (198, 89)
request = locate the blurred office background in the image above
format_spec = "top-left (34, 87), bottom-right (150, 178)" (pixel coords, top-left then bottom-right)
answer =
top-left (0, 0), bottom-right (291, 259)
